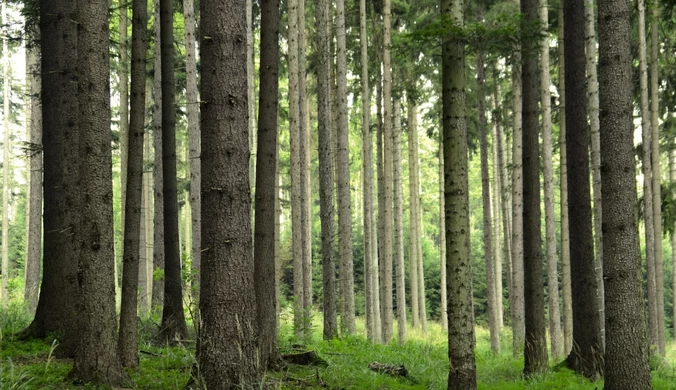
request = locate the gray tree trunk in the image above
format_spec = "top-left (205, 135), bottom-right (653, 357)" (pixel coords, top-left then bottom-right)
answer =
top-left (393, 99), bottom-right (406, 343)
top-left (439, 139), bottom-right (448, 331)
top-left (408, 88), bottom-right (420, 329)
top-left (671, 151), bottom-right (676, 342)
top-left (1, 0), bottom-right (9, 307)
top-left (598, 0), bottom-right (653, 383)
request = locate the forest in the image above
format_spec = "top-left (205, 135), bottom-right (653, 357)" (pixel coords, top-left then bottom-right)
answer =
top-left (0, 0), bottom-right (676, 388)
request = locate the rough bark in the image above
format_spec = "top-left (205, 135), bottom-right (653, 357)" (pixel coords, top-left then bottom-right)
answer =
top-left (598, 0), bottom-right (653, 383)
top-left (336, 0), bottom-right (355, 335)
top-left (393, 100), bottom-right (406, 343)
top-left (70, 0), bottom-right (128, 383)
top-left (159, 0), bottom-right (189, 341)
top-left (24, 28), bottom-right (42, 314)
top-left (118, 0), bottom-right (148, 368)
top-left (183, 0), bottom-right (201, 290)
top-left (198, 0), bottom-right (260, 385)
top-left (151, 0), bottom-right (164, 311)
top-left (558, 2), bottom-right (573, 356)
top-left (1, 0), bottom-right (10, 307)
top-left (638, 0), bottom-right (658, 351)
top-left (477, 52), bottom-right (499, 354)
top-left (442, 0), bottom-right (477, 386)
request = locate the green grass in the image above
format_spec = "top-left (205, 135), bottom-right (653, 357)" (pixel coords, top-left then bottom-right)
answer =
top-left (2, 306), bottom-right (676, 389)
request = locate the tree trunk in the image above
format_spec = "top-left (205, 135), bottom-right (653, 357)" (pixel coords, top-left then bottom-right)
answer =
top-left (649, 3), bottom-right (665, 357)
top-left (198, 1), bottom-right (260, 386)
top-left (139, 79), bottom-right (154, 315)
top-left (315, 0), bottom-right (338, 341)
top-left (441, 0), bottom-right (477, 387)
top-left (417, 179), bottom-right (427, 333)
top-left (671, 150), bottom-right (676, 342)
top-left (558, 1), bottom-right (573, 356)
top-left (151, 0), bottom-right (164, 311)
top-left (70, 0), bottom-right (128, 383)
top-left (393, 99), bottom-right (406, 343)
top-left (490, 112), bottom-right (504, 331)
top-left (381, 0), bottom-right (394, 344)
top-left (118, 0), bottom-right (148, 368)
top-left (374, 46), bottom-right (383, 343)
top-left (159, 0), bottom-right (188, 341)
top-left (598, 0), bottom-right (653, 383)
top-left (477, 52), bottom-right (499, 355)
top-left (24, 27), bottom-right (42, 315)
top-left (360, 0), bottom-right (376, 342)
top-left (564, 0), bottom-right (604, 376)
top-left (439, 138), bottom-right (448, 332)
top-left (585, 0), bottom-right (604, 350)
top-left (335, 0), bottom-right (355, 335)
top-left (254, 0), bottom-right (282, 367)
top-left (1, 0), bottom-right (10, 307)
top-left (183, 0), bottom-right (201, 291)
top-left (542, 0), bottom-right (562, 358)
top-left (119, 0), bottom-right (129, 276)
top-left (409, 89), bottom-right (420, 329)
top-left (638, 0), bottom-right (658, 351)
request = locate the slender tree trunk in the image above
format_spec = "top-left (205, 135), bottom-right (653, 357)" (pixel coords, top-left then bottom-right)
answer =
top-left (151, 0), bottom-right (165, 311)
top-left (598, 0), bottom-right (653, 383)
top-left (418, 188), bottom-right (427, 333)
top-left (558, 2), bottom-right (573, 355)
top-left (381, 0), bottom-right (394, 344)
top-left (119, 0), bottom-right (129, 279)
top-left (638, 0), bottom-right (658, 351)
top-left (140, 81), bottom-right (153, 314)
top-left (159, 0), bottom-right (189, 341)
top-left (360, 0), bottom-right (375, 342)
top-left (70, 0), bottom-right (128, 383)
top-left (183, 0), bottom-right (201, 291)
top-left (542, 0), bottom-right (562, 358)
top-left (275, 152), bottom-right (282, 321)
top-left (649, 3), bottom-right (665, 357)
top-left (671, 150), bottom-right (676, 342)
top-left (491, 115), bottom-right (504, 330)
top-left (24, 28), bottom-right (42, 314)
top-left (118, 0), bottom-right (148, 368)
top-left (393, 100), bottom-right (407, 343)
top-left (335, 0), bottom-right (355, 335)
top-left (439, 139), bottom-right (448, 331)
top-left (1, 0), bottom-right (10, 307)
top-left (374, 49), bottom-right (383, 343)
top-left (442, 0), bottom-right (477, 386)
top-left (198, 1), bottom-right (260, 385)
top-left (585, 0), bottom-right (604, 349)
top-left (409, 90), bottom-right (420, 329)
top-left (477, 52), bottom-right (499, 354)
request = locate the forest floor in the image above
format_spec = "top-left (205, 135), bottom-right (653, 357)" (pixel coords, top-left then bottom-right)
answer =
top-left (1, 303), bottom-right (676, 389)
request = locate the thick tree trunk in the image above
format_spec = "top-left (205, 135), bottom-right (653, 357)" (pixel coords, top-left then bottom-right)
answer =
top-left (598, 0), bottom-right (653, 383)
top-left (254, 0), bottom-right (282, 368)
top-left (336, 0), bottom-right (355, 335)
top-left (158, 0), bottom-right (188, 341)
top-left (393, 100), bottom-right (406, 343)
top-left (183, 0), bottom-right (201, 291)
top-left (198, 1), bottom-right (260, 386)
top-left (24, 28), bottom-right (42, 314)
top-left (542, 0), bottom-right (563, 358)
top-left (638, 0), bottom-right (659, 351)
top-left (118, 0), bottom-right (148, 368)
top-left (477, 52), bottom-right (499, 354)
top-left (442, 0), bottom-right (477, 387)
top-left (1, 0), bottom-right (10, 307)
top-left (151, 0), bottom-right (164, 311)
top-left (70, 0), bottom-right (128, 383)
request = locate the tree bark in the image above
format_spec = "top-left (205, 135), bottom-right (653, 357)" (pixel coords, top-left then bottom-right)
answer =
top-left (151, 0), bottom-right (164, 311)
top-left (139, 79), bottom-right (154, 314)
top-left (408, 87), bottom-right (420, 329)
top-left (477, 52), bottom-right (499, 355)
top-left (374, 44), bottom-right (383, 343)
top-left (490, 103), bottom-right (504, 330)
top-left (254, 0), bottom-right (282, 368)
top-left (24, 27), bottom-right (42, 315)
top-left (70, 0), bottom-right (128, 383)
top-left (159, 0), bottom-right (188, 341)
top-left (393, 100), bottom-right (406, 343)
top-left (119, 0), bottom-right (129, 271)
top-left (671, 150), bottom-right (676, 342)
top-left (198, 0), bottom-right (260, 386)
top-left (118, 0), bottom-right (148, 368)
top-left (335, 0), bottom-right (355, 335)
top-left (1, 0), bottom-right (10, 307)
top-left (439, 138), bottom-right (448, 332)
top-left (442, 0), bottom-right (477, 386)
top-left (598, 0), bottom-right (653, 383)
top-left (542, 0), bottom-right (562, 358)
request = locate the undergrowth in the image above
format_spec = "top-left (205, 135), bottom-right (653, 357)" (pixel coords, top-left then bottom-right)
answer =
top-left (1, 305), bottom-right (675, 389)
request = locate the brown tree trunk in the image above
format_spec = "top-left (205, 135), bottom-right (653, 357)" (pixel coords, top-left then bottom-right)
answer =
top-left (198, 0), bottom-right (260, 386)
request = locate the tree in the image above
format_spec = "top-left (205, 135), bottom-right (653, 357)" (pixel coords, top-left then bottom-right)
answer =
top-left (408, 75), bottom-right (420, 330)
top-left (255, 0), bottom-right (282, 367)
top-left (118, 0), bottom-right (148, 368)
top-left (70, 0), bottom-right (128, 383)
top-left (159, 0), bottom-right (188, 341)
top-left (198, 0), bottom-right (260, 386)
top-left (24, 25), bottom-right (42, 315)
top-left (598, 0), bottom-right (652, 383)
top-left (671, 150), bottom-right (676, 340)
top-left (393, 99), bottom-right (406, 343)
top-left (151, 0), bottom-right (164, 310)
top-left (336, 0), bottom-right (355, 335)
top-left (542, 0), bottom-right (562, 358)
top-left (477, 51), bottom-right (499, 354)
top-left (1, 0), bottom-right (10, 307)
top-left (438, 138), bottom-right (448, 332)
top-left (315, 0), bottom-right (338, 340)
top-left (442, 0), bottom-right (477, 386)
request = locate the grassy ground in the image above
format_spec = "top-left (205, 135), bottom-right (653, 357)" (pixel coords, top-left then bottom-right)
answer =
top-left (2, 303), bottom-right (676, 389)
